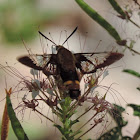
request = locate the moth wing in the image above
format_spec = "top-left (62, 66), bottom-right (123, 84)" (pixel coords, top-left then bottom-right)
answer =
top-left (74, 52), bottom-right (123, 74)
top-left (17, 55), bottom-right (43, 70)
top-left (17, 54), bottom-right (58, 76)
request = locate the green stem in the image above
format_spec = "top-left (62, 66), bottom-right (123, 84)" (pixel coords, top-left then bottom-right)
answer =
top-left (124, 45), bottom-right (140, 55)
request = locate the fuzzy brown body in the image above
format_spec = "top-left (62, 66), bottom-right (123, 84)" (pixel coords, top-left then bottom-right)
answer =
top-left (57, 46), bottom-right (76, 72)
top-left (56, 46), bottom-right (80, 99)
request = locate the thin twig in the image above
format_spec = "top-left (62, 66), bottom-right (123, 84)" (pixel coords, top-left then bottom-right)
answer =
top-left (35, 108), bottom-right (55, 123)
top-left (76, 116), bottom-right (104, 140)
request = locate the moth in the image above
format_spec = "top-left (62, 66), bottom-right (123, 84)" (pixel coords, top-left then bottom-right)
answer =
top-left (17, 27), bottom-right (124, 99)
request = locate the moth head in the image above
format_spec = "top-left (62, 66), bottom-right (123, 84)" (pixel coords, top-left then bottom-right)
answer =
top-left (56, 45), bottom-right (64, 51)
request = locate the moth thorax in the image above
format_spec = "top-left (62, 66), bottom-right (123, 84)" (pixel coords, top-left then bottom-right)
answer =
top-left (56, 45), bottom-right (63, 51)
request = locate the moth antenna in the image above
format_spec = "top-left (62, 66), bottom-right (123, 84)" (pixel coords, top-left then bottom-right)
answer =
top-left (38, 31), bottom-right (57, 46)
top-left (49, 32), bottom-right (55, 43)
top-left (62, 26), bottom-right (78, 46)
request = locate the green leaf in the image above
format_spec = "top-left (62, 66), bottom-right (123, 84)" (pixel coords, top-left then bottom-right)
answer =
top-left (98, 127), bottom-right (121, 140)
top-left (75, 0), bottom-right (121, 41)
top-left (108, 0), bottom-right (126, 18)
top-left (70, 119), bottom-right (79, 127)
top-left (123, 69), bottom-right (140, 78)
top-left (128, 104), bottom-right (140, 117)
top-left (56, 106), bottom-right (63, 114)
top-left (54, 125), bottom-right (64, 135)
top-left (6, 95), bottom-right (29, 140)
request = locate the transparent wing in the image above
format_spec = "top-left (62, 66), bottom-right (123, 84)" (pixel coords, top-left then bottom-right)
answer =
top-left (17, 54), bottom-right (58, 75)
top-left (74, 52), bottom-right (123, 74)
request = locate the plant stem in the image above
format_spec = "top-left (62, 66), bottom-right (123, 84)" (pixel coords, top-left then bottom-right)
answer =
top-left (76, 104), bottom-right (95, 120)
top-left (35, 108), bottom-right (55, 123)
